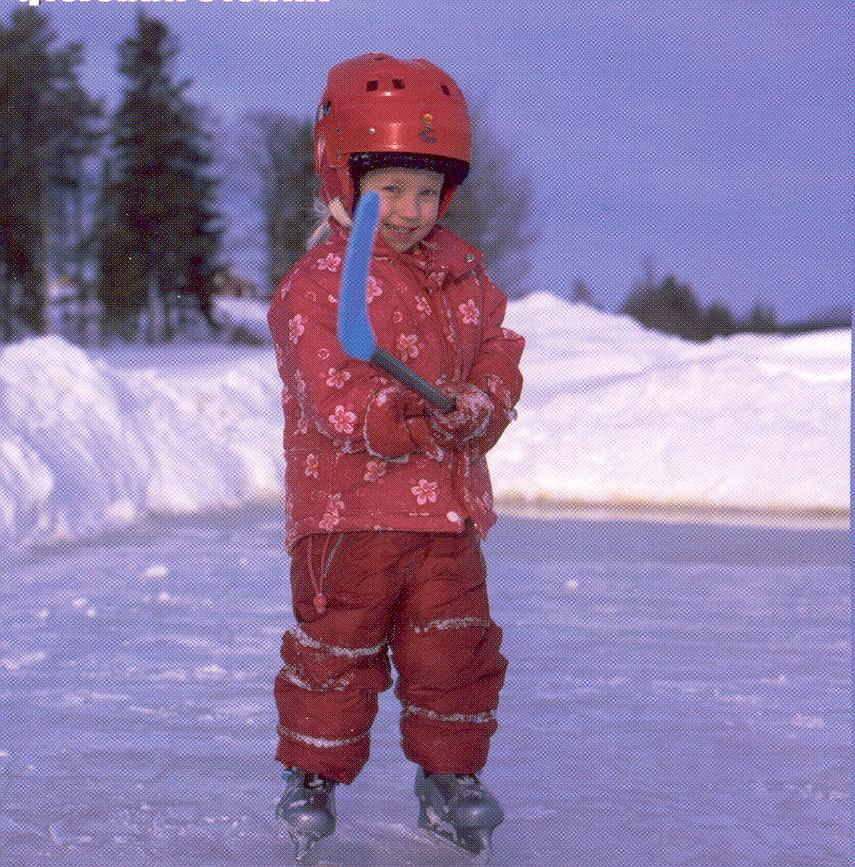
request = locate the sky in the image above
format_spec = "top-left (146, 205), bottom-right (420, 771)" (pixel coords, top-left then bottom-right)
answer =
top-left (2, 293), bottom-right (848, 551)
top-left (15, 0), bottom-right (853, 322)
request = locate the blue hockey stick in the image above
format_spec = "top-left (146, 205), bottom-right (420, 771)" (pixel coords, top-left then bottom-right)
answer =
top-left (337, 191), bottom-right (455, 413)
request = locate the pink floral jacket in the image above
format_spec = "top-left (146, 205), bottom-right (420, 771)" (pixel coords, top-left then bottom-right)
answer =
top-left (267, 221), bottom-right (525, 550)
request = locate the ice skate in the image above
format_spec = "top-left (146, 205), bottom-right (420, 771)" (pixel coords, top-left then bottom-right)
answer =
top-left (275, 769), bottom-right (337, 863)
top-left (415, 767), bottom-right (504, 862)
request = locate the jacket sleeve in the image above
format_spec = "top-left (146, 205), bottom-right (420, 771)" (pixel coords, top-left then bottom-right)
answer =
top-left (268, 263), bottom-right (430, 460)
top-left (465, 271), bottom-right (525, 454)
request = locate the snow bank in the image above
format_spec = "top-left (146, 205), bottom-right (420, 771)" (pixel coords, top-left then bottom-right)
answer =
top-left (0, 336), bottom-right (282, 550)
top-left (0, 294), bottom-right (849, 549)
top-left (495, 293), bottom-right (851, 515)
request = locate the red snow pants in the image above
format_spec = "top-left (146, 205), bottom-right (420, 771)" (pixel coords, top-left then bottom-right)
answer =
top-left (274, 522), bottom-right (507, 784)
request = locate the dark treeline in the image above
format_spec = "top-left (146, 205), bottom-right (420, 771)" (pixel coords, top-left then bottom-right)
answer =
top-left (571, 272), bottom-right (851, 342)
top-left (1, 9), bottom-right (847, 346)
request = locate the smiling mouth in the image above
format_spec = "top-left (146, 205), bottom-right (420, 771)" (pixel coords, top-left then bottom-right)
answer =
top-left (384, 223), bottom-right (417, 235)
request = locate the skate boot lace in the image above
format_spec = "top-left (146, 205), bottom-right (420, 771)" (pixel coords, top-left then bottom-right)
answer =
top-left (455, 773), bottom-right (481, 790)
top-left (304, 772), bottom-right (334, 792)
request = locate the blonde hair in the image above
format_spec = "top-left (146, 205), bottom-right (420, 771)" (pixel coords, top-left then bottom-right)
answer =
top-left (307, 197), bottom-right (352, 248)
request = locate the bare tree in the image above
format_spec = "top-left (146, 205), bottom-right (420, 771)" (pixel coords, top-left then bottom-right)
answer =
top-left (441, 105), bottom-right (536, 299)
top-left (234, 112), bottom-right (318, 298)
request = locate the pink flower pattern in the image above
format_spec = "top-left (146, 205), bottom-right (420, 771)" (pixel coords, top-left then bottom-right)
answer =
top-left (459, 299), bottom-right (480, 325)
top-left (288, 314), bottom-right (305, 344)
top-left (411, 479), bottom-right (438, 505)
top-left (329, 405), bottom-right (357, 434)
top-left (367, 276), bottom-right (382, 302)
top-left (397, 333), bottom-right (419, 360)
top-left (293, 369), bottom-right (307, 399)
top-left (364, 460), bottom-right (386, 482)
top-left (326, 367), bottom-right (351, 389)
top-left (268, 222), bottom-right (525, 549)
top-left (316, 252), bottom-right (341, 272)
top-left (319, 493), bottom-right (345, 531)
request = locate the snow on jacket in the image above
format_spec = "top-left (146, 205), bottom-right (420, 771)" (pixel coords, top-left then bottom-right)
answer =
top-left (268, 220), bottom-right (525, 551)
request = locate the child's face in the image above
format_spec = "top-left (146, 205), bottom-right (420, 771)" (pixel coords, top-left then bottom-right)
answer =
top-left (358, 167), bottom-right (444, 252)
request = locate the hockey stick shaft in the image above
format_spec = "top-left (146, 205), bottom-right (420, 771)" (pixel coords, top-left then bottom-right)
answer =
top-left (371, 347), bottom-right (455, 413)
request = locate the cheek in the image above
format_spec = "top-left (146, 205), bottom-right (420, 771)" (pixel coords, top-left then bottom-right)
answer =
top-left (423, 200), bottom-right (441, 223)
top-left (372, 195), bottom-right (392, 221)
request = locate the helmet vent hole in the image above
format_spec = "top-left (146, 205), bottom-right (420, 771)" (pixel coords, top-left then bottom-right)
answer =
top-left (366, 80), bottom-right (379, 92)
top-left (440, 84), bottom-right (451, 95)
top-left (392, 78), bottom-right (405, 89)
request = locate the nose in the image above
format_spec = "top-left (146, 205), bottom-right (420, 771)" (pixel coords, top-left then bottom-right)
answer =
top-left (391, 192), bottom-right (421, 224)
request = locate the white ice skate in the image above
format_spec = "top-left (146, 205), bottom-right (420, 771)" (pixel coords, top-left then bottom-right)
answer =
top-left (275, 769), bottom-right (337, 864)
top-left (415, 767), bottom-right (504, 863)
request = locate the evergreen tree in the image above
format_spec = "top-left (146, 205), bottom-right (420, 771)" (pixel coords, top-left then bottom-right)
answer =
top-left (100, 12), bottom-right (222, 341)
top-left (745, 302), bottom-right (777, 334)
top-left (570, 278), bottom-right (597, 307)
top-left (0, 8), bottom-right (101, 339)
top-left (169, 98), bottom-right (224, 330)
top-left (622, 273), bottom-right (707, 342)
top-left (704, 302), bottom-right (736, 339)
top-left (621, 266), bottom-right (786, 342)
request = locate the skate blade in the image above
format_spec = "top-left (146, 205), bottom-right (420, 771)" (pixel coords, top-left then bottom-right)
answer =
top-left (278, 824), bottom-right (329, 866)
top-left (418, 808), bottom-right (495, 864)
top-left (288, 829), bottom-right (320, 865)
top-left (277, 806), bottom-right (336, 864)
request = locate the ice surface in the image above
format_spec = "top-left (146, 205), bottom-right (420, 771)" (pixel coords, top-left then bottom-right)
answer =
top-left (1, 511), bottom-right (850, 865)
top-left (0, 294), bottom-right (849, 551)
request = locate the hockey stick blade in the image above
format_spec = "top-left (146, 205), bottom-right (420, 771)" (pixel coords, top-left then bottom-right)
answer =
top-left (337, 191), bottom-right (454, 413)
top-left (338, 191), bottom-right (380, 362)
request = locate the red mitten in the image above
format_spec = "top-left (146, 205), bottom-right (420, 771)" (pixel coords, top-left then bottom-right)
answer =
top-left (364, 385), bottom-right (444, 461)
top-left (427, 382), bottom-right (493, 445)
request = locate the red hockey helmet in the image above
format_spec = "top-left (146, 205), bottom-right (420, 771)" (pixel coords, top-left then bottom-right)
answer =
top-left (314, 53), bottom-right (471, 218)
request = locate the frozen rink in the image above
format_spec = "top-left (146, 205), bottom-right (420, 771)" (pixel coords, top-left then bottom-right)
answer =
top-left (2, 509), bottom-right (850, 866)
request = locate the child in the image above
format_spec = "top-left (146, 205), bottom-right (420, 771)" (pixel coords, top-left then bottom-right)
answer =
top-left (267, 52), bottom-right (525, 862)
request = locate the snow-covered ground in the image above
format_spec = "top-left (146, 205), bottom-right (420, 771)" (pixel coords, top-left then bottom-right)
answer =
top-left (0, 292), bottom-right (849, 551)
